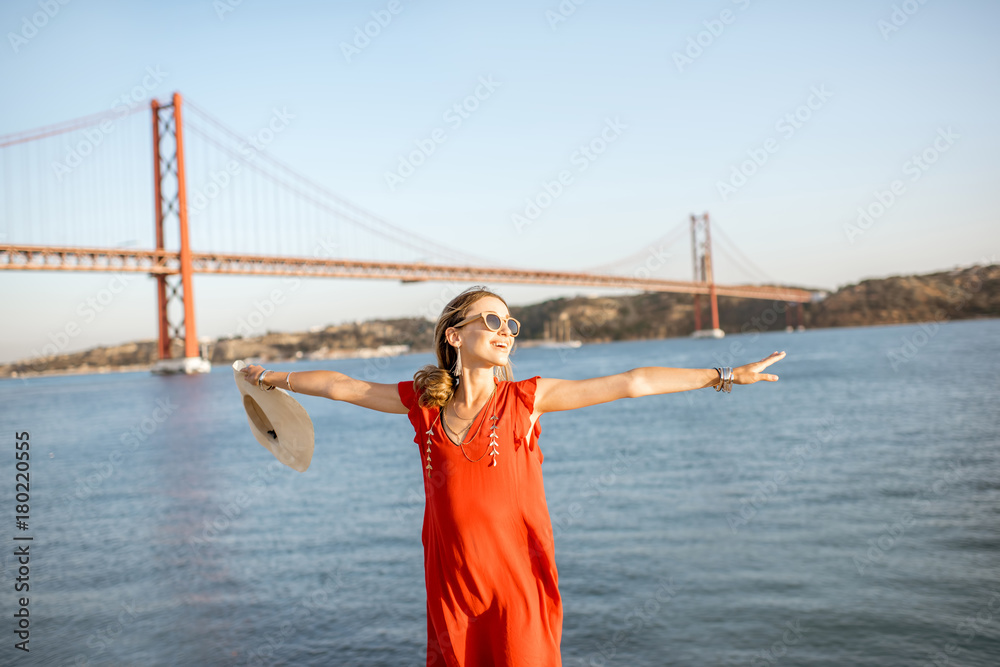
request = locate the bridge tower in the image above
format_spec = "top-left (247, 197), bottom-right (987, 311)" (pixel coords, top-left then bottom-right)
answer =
top-left (690, 212), bottom-right (724, 338)
top-left (150, 93), bottom-right (209, 374)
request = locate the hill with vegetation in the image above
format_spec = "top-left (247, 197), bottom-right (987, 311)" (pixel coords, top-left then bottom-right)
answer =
top-left (2, 263), bottom-right (996, 378)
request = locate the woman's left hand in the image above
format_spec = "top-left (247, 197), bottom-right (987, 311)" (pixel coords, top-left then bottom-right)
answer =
top-left (733, 351), bottom-right (786, 385)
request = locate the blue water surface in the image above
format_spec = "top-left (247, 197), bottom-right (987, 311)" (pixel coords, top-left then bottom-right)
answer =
top-left (1, 318), bottom-right (998, 666)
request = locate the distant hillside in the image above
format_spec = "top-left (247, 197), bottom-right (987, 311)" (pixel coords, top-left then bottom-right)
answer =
top-left (806, 264), bottom-right (999, 328)
top-left (510, 263), bottom-right (999, 342)
top-left (1, 319), bottom-right (436, 378)
top-left (2, 263), bottom-right (997, 378)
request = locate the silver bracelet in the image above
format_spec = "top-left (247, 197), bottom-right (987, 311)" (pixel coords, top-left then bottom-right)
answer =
top-left (714, 367), bottom-right (733, 393)
top-left (258, 370), bottom-right (275, 391)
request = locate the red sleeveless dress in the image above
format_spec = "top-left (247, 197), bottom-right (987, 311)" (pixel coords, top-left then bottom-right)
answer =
top-left (397, 376), bottom-right (563, 666)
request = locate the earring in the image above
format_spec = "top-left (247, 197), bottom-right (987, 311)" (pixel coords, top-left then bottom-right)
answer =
top-left (452, 347), bottom-right (462, 386)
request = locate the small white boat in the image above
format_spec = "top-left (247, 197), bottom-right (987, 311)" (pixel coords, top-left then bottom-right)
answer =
top-left (690, 329), bottom-right (725, 339)
top-left (151, 357), bottom-right (212, 375)
top-left (535, 340), bottom-right (583, 349)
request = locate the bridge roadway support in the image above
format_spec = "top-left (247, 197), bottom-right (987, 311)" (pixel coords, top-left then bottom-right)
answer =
top-left (690, 213), bottom-right (723, 338)
top-left (151, 93), bottom-right (208, 374)
top-left (785, 301), bottom-right (805, 331)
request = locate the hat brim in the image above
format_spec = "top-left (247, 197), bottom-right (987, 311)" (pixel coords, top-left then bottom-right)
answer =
top-left (233, 360), bottom-right (315, 472)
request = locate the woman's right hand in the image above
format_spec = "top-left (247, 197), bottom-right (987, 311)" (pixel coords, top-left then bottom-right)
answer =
top-left (241, 363), bottom-right (266, 386)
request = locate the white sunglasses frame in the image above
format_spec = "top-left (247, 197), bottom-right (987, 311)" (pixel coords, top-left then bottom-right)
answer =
top-left (454, 311), bottom-right (520, 337)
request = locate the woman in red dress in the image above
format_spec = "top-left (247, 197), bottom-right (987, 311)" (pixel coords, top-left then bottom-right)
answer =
top-left (242, 286), bottom-right (785, 666)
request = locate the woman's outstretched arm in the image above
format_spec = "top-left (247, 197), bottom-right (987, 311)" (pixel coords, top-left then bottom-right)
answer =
top-left (534, 351), bottom-right (786, 414)
top-left (241, 364), bottom-right (408, 414)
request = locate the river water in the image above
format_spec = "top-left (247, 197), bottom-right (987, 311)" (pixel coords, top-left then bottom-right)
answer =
top-left (2, 318), bottom-right (998, 666)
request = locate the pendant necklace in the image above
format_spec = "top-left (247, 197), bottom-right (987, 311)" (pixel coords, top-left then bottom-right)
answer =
top-left (425, 382), bottom-right (500, 477)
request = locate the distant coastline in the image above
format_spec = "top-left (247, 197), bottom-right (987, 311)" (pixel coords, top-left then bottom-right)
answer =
top-left (3, 263), bottom-right (996, 379)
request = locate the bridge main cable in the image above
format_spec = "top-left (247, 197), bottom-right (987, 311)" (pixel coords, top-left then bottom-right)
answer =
top-left (0, 106), bottom-right (146, 149)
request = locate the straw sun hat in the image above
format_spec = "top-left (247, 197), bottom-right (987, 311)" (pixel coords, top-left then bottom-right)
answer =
top-left (232, 360), bottom-right (314, 472)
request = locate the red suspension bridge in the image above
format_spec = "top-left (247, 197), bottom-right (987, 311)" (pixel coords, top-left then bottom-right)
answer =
top-left (0, 93), bottom-right (814, 372)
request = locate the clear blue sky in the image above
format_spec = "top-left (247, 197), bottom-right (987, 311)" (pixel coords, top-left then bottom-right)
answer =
top-left (1, 0), bottom-right (998, 363)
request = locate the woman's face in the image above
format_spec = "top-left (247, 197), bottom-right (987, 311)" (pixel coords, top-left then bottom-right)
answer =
top-left (449, 296), bottom-right (514, 368)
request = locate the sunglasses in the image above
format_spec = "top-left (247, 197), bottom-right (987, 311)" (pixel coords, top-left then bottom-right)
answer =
top-left (455, 311), bottom-right (520, 337)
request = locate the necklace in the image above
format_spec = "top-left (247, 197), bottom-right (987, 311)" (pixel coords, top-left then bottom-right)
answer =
top-left (424, 382), bottom-right (501, 477)
top-left (449, 391), bottom-right (489, 422)
top-left (442, 383), bottom-right (495, 444)
top-left (441, 412), bottom-right (475, 444)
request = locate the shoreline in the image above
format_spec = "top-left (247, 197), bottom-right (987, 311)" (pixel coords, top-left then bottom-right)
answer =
top-left (5, 317), bottom-right (996, 381)
top-left (2, 363), bottom-right (155, 381)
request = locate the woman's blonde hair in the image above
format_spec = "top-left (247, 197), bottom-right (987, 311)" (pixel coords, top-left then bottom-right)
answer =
top-left (413, 286), bottom-right (515, 408)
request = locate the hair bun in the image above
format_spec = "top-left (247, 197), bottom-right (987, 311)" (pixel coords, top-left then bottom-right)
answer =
top-left (414, 365), bottom-right (454, 409)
